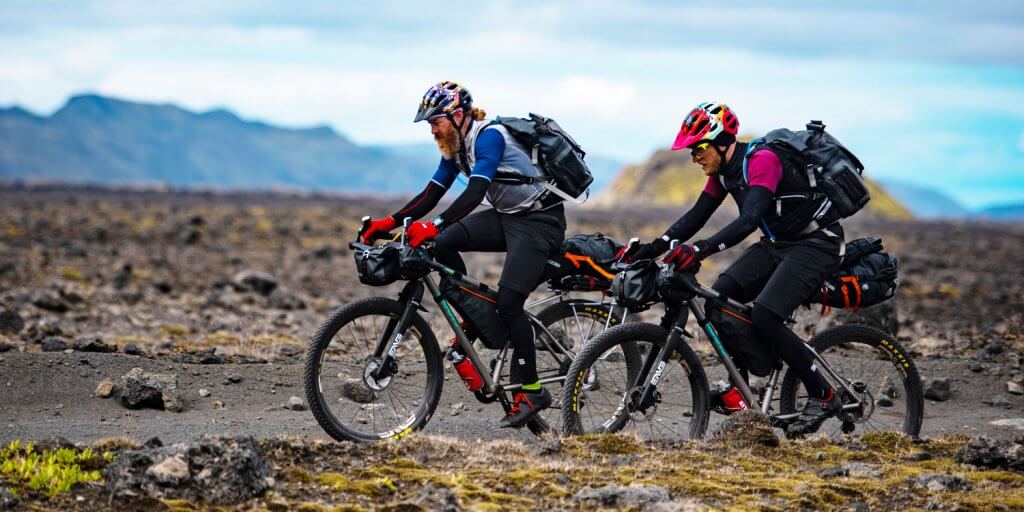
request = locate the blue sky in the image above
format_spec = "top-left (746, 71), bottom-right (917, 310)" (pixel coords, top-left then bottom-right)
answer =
top-left (1, 1), bottom-right (1023, 208)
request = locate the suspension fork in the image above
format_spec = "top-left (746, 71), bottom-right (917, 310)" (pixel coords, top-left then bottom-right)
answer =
top-left (370, 280), bottom-right (425, 379)
top-left (630, 306), bottom-right (690, 413)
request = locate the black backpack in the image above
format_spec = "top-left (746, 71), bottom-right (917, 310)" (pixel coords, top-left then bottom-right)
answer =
top-left (746, 120), bottom-right (870, 224)
top-left (488, 114), bottom-right (594, 202)
top-left (812, 237), bottom-right (899, 312)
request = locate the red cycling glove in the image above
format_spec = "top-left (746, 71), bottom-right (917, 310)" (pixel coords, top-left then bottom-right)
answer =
top-left (407, 221), bottom-right (440, 248)
top-left (663, 243), bottom-right (700, 271)
top-left (360, 216), bottom-right (397, 243)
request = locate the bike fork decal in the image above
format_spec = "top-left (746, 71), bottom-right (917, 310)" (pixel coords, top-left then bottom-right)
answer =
top-left (387, 332), bottom-right (404, 357)
top-left (650, 361), bottom-right (666, 385)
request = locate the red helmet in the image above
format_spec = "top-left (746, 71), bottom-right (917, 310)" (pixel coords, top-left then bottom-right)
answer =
top-left (671, 102), bottom-right (739, 150)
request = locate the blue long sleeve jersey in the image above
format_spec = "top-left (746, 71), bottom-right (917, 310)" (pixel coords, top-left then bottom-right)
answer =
top-left (391, 128), bottom-right (505, 227)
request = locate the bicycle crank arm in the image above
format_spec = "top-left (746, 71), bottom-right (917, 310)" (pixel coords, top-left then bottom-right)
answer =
top-left (772, 403), bottom-right (866, 424)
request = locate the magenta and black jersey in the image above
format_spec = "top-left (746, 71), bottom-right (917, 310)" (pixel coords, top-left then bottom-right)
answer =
top-left (664, 142), bottom-right (833, 257)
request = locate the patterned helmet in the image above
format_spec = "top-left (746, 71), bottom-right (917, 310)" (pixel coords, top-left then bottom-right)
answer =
top-left (414, 81), bottom-right (474, 123)
top-left (671, 102), bottom-right (739, 150)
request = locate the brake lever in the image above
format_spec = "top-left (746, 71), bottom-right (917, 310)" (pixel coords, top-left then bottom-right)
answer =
top-left (400, 217), bottom-right (412, 246)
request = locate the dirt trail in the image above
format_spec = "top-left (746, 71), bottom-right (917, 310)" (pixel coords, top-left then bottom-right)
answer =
top-left (3, 350), bottom-right (1022, 445)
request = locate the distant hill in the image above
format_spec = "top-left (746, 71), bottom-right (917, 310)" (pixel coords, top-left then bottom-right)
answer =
top-left (0, 94), bottom-right (432, 193)
top-left (599, 148), bottom-right (913, 219)
top-left (977, 202), bottom-right (1024, 220)
top-left (0, 94), bottom-right (623, 197)
top-left (878, 180), bottom-right (972, 219)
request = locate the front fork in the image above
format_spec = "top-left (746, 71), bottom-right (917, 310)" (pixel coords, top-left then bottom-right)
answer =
top-left (630, 305), bottom-right (691, 414)
top-left (370, 280), bottom-right (425, 381)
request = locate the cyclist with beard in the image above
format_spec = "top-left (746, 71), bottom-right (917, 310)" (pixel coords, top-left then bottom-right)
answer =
top-left (359, 81), bottom-right (566, 428)
top-left (626, 102), bottom-right (845, 437)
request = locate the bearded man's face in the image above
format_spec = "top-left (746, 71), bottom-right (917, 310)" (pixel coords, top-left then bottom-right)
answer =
top-left (429, 116), bottom-right (460, 159)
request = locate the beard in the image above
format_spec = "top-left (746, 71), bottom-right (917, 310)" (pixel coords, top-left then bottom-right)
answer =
top-left (434, 128), bottom-right (460, 160)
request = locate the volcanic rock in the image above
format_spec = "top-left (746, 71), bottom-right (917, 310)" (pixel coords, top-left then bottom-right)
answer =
top-left (231, 270), bottom-right (278, 296)
top-left (40, 337), bottom-right (69, 352)
top-left (30, 289), bottom-right (69, 312)
top-left (73, 337), bottom-right (115, 353)
top-left (0, 310), bottom-right (24, 335)
top-left (923, 377), bottom-right (952, 401)
top-left (573, 484), bottom-right (670, 507)
top-left (956, 435), bottom-right (1024, 470)
top-left (120, 367), bottom-right (183, 412)
top-left (711, 410), bottom-right (779, 448)
top-left (103, 436), bottom-right (272, 505)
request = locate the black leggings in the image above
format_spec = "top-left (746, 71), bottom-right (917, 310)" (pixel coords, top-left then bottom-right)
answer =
top-left (712, 274), bottom-right (831, 398)
top-left (433, 207), bottom-right (565, 385)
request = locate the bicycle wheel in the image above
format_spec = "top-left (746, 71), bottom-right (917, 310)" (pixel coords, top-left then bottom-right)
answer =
top-left (536, 299), bottom-right (622, 353)
top-left (778, 323), bottom-right (924, 438)
top-left (304, 297), bottom-right (444, 442)
top-left (562, 322), bottom-right (710, 441)
top-left (514, 300), bottom-right (622, 436)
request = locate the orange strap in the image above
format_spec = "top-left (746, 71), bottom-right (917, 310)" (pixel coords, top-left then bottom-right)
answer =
top-left (564, 253), bottom-right (616, 280)
top-left (840, 276), bottom-right (862, 312)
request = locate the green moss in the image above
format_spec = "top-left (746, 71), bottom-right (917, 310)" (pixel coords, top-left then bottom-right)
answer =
top-left (317, 472), bottom-right (397, 497)
top-left (0, 441), bottom-right (105, 497)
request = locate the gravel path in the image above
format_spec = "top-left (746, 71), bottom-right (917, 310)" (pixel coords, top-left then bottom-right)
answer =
top-left (2, 351), bottom-right (1022, 444)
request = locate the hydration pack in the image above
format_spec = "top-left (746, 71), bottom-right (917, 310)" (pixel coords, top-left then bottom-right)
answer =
top-left (488, 114), bottom-right (594, 203)
top-left (746, 120), bottom-right (870, 226)
top-left (812, 237), bottom-right (899, 312)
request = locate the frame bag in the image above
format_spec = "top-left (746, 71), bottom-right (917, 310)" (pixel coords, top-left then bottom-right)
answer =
top-left (705, 301), bottom-right (779, 377)
top-left (441, 280), bottom-right (509, 350)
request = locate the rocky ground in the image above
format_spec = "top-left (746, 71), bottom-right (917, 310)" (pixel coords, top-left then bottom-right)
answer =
top-left (1, 185), bottom-right (1023, 509)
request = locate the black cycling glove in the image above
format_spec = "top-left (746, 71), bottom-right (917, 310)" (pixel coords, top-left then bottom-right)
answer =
top-left (631, 236), bottom-right (670, 261)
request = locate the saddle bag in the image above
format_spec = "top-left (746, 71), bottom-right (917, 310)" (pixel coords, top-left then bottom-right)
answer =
top-left (705, 301), bottom-right (779, 377)
top-left (548, 233), bottom-right (623, 291)
top-left (441, 280), bottom-right (509, 350)
top-left (813, 237), bottom-right (899, 311)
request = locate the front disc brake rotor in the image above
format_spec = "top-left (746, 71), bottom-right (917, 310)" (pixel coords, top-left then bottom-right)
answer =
top-left (363, 358), bottom-right (394, 391)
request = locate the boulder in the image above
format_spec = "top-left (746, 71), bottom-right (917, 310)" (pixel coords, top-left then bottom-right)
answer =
top-left (0, 310), bottom-right (24, 335)
top-left (956, 435), bottom-right (1024, 470)
top-left (231, 270), bottom-right (278, 296)
top-left (120, 367), bottom-right (184, 412)
top-left (573, 485), bottom-right (670, 507)
top-left (30, 289), bottom-right (69, 312)
top-left (40, 337), bottom-right (69, 352)
top-left (710, 410), bottom-right (779, 448)
top-left (74, 337), bottom-right (115, 353)
top-left (913, 474), bottom-right (972, 492)
top-left (923, 377), bottom-right (952, 401)
top-left (104, 436), bottom-right (272, 505)
top-left (267, 287), bottom-right (306, 310)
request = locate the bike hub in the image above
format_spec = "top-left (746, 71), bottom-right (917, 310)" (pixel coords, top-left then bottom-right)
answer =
top-left (363, 358), bottom-right (395, 391)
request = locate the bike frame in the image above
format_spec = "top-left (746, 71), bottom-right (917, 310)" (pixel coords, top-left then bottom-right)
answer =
top-left (368, 253), bottom-right (575, 400)
top-left (628, 271), bottom-right (866, 422)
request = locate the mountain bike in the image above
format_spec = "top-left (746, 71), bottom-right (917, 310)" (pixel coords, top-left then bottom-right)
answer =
top-left (305, 219), bottom-right (639, 442)
top-left (561, 258), bottom-right (924, 441)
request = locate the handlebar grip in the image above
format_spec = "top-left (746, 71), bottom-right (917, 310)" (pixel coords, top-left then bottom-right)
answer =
top-left (356, 216), bottom-right (371, 243)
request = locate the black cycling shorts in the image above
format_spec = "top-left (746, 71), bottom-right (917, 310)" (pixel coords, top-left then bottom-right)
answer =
top-left (435, 205), bottom-right (566, 295)
top-left (720, 227), bottom-right (844, 320)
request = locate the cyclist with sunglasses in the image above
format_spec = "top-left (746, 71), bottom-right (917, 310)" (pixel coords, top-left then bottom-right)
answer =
top-left (625, 102), bottom-right (845, 436)
top-left (359, 81), bottom-right (566, 428)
